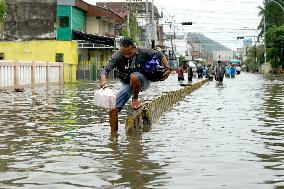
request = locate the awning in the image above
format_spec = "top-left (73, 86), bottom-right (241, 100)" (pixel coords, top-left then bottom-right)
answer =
top-left (73, 30), bottom-right (115, 47)
top-left (230, 59), bottom-right (240, 63)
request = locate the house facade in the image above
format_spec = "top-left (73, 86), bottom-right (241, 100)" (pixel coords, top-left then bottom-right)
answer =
top-left (0, 0), bottom-right (124, 82)
top-left (96, 1), bottom-right (163, 48)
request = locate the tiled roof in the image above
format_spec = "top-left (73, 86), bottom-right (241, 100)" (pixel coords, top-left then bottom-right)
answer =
top-left (96, 2), bottom-right (161, 18)
top-left (87, 5), bottom-right (124, 23)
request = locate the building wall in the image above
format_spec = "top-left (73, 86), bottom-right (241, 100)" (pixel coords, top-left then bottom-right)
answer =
top-left (86, 17), bottom-right (115, 36)
top-left (57, 0), bottom-right (75, 6)
top-left (86, 17), bottom-right (100, 34)
top-left (4, 0), bottom-right (56, 41)
top-left (0, 40), bottom-right (78, 82)
top-left (72, 7), bottom-right (86, 33)
top-left (213, 51), bottom-right (234, 62)
top-left (57, 5), bottom-right (86, 40)
top-left (100, 19), bottom-right (114, 36)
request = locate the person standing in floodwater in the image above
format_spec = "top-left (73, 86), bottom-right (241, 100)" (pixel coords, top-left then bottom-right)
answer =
top-left (176, 64), bottom-right (185, 82)
top-left (187, 64), bottom-right (193, 82)
top-left (215, 61), bottom-right (225, 82)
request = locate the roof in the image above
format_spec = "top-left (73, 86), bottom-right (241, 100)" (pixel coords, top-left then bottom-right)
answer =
top-left (73, 30), bottom-right (115, 46)
top-left (87, 5), bottom-right (124, 24)
top-left (96, 2), bottom-right (161, 18)
top-left (58, 0), bottom-right (124, 24)
top-left (230, 59), bottom-right (240, 63)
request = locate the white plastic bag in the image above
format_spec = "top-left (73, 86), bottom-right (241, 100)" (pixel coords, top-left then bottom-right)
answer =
top-left (93, 88), bottom-right (116, 109)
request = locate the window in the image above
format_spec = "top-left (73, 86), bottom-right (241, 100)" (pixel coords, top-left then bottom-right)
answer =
top-left (56, 53), bottom-right (64, 62)
top-left (59, 16), bottom-right (69, 27)
top-left (0, 53), bottom-right (4, 60)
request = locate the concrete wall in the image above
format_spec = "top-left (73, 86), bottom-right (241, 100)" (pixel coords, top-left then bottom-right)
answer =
top-left (57, 0), bottom-right (75, 6)
top-left (213, 51), bottom-right (234, 62)
top-left (4, 0), bottom-right (56, 41)
top-left (0, 60), bottom-right (64, 89)
top-left (0, 40), bottom-right (78, 82)
top-left (260, 63), bottom-right (272, 74)
top-left (86, 17), bottom-right (100, 34)
top-left (86, 16), bottom-right (115, 36)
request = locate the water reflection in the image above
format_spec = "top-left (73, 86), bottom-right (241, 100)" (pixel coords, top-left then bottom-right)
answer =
top-left (252, 75), bottom-right (284, 187)
top-left (0, 80), bottom-right (169, 188)
top-left (1, 74), bottom-right (284, 188)
top-left (108, 133), bottom-right (167, 188)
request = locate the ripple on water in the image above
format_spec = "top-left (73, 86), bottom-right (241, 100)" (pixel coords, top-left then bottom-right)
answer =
top-left (1, 74), bottom-right (284, 188)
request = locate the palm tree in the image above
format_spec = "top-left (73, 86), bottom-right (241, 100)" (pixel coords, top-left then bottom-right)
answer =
top-left (257, 5), bottom-right (265, 40)
top-left (257, 0), bottom-right (284, 39)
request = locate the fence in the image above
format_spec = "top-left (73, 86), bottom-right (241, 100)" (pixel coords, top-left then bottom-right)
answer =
top-left (0, 60), bottom-right (64, 89)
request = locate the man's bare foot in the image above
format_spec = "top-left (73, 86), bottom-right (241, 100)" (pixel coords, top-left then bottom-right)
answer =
top-left (131, 97), bottom-right (141, 110)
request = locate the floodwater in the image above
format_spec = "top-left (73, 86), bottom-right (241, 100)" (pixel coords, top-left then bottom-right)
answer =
top-left (0, 72), bottom-right (284, 189)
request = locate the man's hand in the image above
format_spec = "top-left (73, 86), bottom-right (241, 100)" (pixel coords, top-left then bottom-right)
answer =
top-left (100, 74), bottom-right (108, 88)
top-left (161, 69), bottom-right (171, 81)
top-left (160, 56), bottom-right (171, 81)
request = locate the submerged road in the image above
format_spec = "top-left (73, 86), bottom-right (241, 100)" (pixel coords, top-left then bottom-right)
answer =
top-left (0, 72), bottom-right (284, 188)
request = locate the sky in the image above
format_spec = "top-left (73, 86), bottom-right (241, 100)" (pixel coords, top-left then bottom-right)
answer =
top-left (84, 0), bottom-right (263, 51)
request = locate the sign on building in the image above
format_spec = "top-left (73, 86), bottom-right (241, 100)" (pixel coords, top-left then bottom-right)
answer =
top-left (243, 38), bottom-right (252, 47)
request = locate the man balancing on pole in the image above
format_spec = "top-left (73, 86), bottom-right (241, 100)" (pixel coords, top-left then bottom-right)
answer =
top-left (99, 37), bottom-right (172, 132)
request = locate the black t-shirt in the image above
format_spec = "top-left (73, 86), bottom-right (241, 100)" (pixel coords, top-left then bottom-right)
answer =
top-left (100, 47), bottom-right (164, 76)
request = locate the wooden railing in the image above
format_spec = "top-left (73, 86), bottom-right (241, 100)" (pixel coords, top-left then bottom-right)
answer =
top-left (0, 60), bottom-right (64, 89)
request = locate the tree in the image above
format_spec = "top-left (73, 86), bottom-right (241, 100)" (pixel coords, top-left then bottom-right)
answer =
top-left (257, 0), bottom-right (284, 39)
top-left (257, 0), bottom-right (284, 71)
top-left (265, 25), bottom-right (284, 69)
top-left (0, 0), bottom-right (6, 34)
top-left (121, 0), bottom-right (141, 44)
top-left (0, 0), bottom-right (6, 21)
top-left (245, 47), bottom-right (258, 72)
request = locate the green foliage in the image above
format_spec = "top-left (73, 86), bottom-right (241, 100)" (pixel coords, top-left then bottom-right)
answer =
top-left (245, 47), bottom-right (256, 72)
top-left (266, 25), bottom-right (284, 45)
top-left (257, 0), bottom-right (284, 40)
top-left (0, 0), bottom-right (7, 21)
top-left (257, 44), bottom-right (265, 65)
top-left (178, 55), bottom-right (185, 66)
top-left (265, 25), bottom-right (284, 68)
top-left (129, 13), bottom-right (139, 43)
top-left (121, 12), bottom-right (140, 45)
top-left (257, 1), bottom-right (284, 70)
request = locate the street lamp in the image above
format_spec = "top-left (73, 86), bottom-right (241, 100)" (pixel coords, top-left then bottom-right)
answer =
top-left (267, 0), bottom-right (284, 13)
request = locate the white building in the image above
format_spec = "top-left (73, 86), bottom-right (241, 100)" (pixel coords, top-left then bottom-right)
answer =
top-left (213, 51), bottom-right (234, 62)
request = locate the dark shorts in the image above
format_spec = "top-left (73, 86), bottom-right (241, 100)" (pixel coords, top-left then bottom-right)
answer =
top-left (178, 77), bottom-right (184, 81)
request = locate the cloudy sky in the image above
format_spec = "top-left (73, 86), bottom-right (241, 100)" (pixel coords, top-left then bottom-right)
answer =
top-left (84, 0), bottom-right (263, 50)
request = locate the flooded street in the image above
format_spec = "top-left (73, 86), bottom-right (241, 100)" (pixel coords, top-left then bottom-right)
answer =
top-left (1, 72), bottom-right (284, 189)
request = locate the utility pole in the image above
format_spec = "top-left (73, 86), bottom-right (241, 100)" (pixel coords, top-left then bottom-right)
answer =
top-left (269, 0), bottom-right (284, 13)
top-left (170, 31), bottom-right (174, 57)
top-left (151, 0), bottom-right (155, 49)
top-left (127, 0), bottom-right (131, 37)
top-left (254, 35), bottom-right (258, 72)
top-left (146, 0), bottom-right (149, 47)
top-left (264, 10), bottom-right (267, 64)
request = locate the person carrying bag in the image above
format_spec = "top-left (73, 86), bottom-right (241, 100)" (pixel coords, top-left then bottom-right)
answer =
top-left (99, 37), bottom-right (172, 132)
